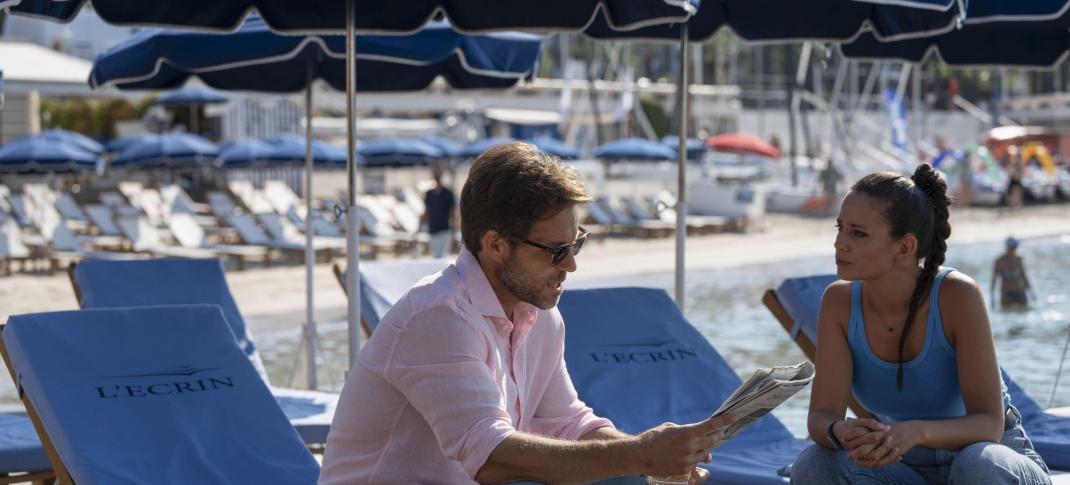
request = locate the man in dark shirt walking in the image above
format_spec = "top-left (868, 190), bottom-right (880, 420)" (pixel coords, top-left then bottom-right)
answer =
top-left (421, 167), bottom-right (457, 258)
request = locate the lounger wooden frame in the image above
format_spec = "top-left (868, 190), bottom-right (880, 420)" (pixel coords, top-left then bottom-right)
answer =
top-left (762, 288), bottom-right (874, 420)
top-left (0, 327), bottom-right (66, 485)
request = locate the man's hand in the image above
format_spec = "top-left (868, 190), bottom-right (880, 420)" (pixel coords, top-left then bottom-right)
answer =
top-left (633, 414), bottom-right (738, 478)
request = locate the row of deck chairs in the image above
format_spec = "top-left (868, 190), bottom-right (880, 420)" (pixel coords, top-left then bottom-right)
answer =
top-left (4, 258), bottom-right (1070, 483)
top-left (583, 192), bottom-right (740, 239)
top-left (0, 179), bottom-right (441, 274)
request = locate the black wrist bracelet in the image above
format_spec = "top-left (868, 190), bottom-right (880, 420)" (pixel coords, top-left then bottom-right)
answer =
top-left (827, 419), bottom-right (846, 451)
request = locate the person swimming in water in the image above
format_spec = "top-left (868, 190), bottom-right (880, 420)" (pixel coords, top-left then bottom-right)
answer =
top-left (992, 236), bottom-right (1034, 309)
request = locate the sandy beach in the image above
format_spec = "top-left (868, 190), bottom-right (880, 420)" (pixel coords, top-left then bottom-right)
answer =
top-left (1, 204), bottom-right (1068, 337)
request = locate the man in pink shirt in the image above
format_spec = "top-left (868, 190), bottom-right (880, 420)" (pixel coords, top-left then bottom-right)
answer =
top-left (320, 142), bottom-right (734, 484)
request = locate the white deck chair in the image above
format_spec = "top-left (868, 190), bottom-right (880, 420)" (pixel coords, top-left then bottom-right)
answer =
top-left (228, 180), bottom-right (274, 214)
top-left (115, 213), bottom-right (218, 259)
top-left (54, 193), bottom-right (87, 222)
top-left (84, 204), bottom-right (122, 237)
top-left (0, 221), bottom-right (32, 275)
top-left (263, 180), bottom-right (302, 215)
top-left (257, 213), bottom-right (345, 252)
top-left (167, 212), bottom-right (269, 268)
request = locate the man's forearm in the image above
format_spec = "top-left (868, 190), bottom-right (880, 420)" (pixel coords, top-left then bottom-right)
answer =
top-left (580, 426), bottom-right (630, 441)
top-left (476, 431), bottom-right (639, 485)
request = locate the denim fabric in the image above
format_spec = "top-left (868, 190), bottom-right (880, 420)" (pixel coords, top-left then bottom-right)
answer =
top-left (791, 406), bottom-right (1051, 484)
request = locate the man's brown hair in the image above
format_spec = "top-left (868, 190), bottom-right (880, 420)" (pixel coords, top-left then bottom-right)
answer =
top-left (460, 142), bottom-right (590, 254)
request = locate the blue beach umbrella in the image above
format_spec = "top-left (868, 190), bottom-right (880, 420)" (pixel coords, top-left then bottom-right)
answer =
top-left (594, 137), bottom-right (677, 161)
top-left (357, 138), bottom-right (444, 167)
top-left (111, 133), bottom-right (219, 168)
top-left (419, 137), bottom-right (462, 159)
top-left (90, 16), bottom-right (543, 93)
top-left (531, 137), bottom-right (579, 160)
top-left (263, 134), bottom-right (348, 167)
top-left (585, 0), bottom-right (965, 42)
top-left (661, 135), bottom-right (706, 161)
top-left (0, 70), bottom-right (4, 110)
top-left (219, 139), bottom-right (276, 168)
top-left (105, 133), bottom-right (159, 154)
top-left (10, 0), bottom-right (696, 34)
top-left (0, 137), bottom-right (99, 173)
top-left (459, 136), bottom-right (517, 159)
top-left (155, 86), bottom-right (228, 135)
top-left (841, 0), bottom-right (1070, 67)
top-left (15, 129), bottom-right (104, 155)
top-left (155, 86), bottom-right (228, 105)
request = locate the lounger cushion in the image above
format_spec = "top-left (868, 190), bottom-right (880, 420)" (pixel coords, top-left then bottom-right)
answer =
top-left (72, 258), bottom-right (337, 445)
top-left (358, 259), bottom-right (450, 331)
top-left (0, 414), bottom-right (49, 474)
top-left (3, 305), bottom-right (319, 484)
top-left (559, 287), bottom-right (807, 484)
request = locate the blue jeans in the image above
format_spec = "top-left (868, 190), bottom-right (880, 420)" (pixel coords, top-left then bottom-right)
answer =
top-left (429, 231), bottom-right (450, 258)
top-left (791, 406), bottom-right (1051, 485)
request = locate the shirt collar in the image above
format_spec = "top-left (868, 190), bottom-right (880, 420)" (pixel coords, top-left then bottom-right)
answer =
top-left (455, 247), bottom-right (539, 333)
top-left (456, 247), bottom-right (509, 321)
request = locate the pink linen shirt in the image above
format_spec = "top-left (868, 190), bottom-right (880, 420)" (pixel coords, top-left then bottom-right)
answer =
top-left (318, 248), bottom-right (613, 484)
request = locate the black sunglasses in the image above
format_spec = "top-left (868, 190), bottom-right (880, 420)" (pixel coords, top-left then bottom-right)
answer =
top-left (521, 227), bottom-right (590, 266)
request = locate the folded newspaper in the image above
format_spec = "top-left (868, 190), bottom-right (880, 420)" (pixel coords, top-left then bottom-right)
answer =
top-left (709, 361), bottom-right (815, 444)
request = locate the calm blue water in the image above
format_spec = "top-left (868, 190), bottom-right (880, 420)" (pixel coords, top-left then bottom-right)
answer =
top-left (261, 233), bottom-right (1070, 439)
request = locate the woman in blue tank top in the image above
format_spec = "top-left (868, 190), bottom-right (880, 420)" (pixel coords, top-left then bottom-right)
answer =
top-left (791, 165), bottom-right (1050, 484)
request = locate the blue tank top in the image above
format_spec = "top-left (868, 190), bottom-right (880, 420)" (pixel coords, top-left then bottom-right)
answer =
top-left (848, 268), bottom-right (1007, 422)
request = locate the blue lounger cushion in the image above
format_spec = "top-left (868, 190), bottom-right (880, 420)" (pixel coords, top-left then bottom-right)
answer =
top-left (0, 414), bottom-right (49, 474)
top-left (357, 258), bottom-right (450, 332)
top-left (72, 258), bottom-right (337, 445)
top-left (558, 287), bottom-right (809, 484)
top-left (3, 305), bottom-right (319, 484)
top-left (774, 274), bottom-right (1070, 470)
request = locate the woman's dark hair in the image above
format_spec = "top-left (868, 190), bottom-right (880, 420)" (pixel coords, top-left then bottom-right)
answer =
top-left (851, 164), bottom-right (951, 390)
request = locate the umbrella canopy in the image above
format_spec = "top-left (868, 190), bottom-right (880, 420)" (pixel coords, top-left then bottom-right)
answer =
top-left (459, 136), bottom-right (517, 158)
top-left (594, 137), bottom-right (677, 161)
top-left (530, 137), bottom-right (579, 160)
top-left (0, 137), bottom-right (99, 173)
top-left (10, 0), bottom-right (696, 34)
top-left (105, 133), bottom-right (160, 153)
top-left (419, 137), bottom-right (462, 158)
top-left (262, 134), bottom-right (349, 166)
top-left (660, 135), bottom-right (706, 161)
top-left (90, 15), bottom-right (543, 93)
top-left (585, 0), bottom-right (965, 42)
top-left (155, 86), bottom-right (228, 105)
top-left (219, 139), bottom-right (277, 168)
top-left (358, 138), bottom-right (444, 167)
top-left (706, 132), bottom-right (781, 159)
top-left (841, 0), bottom-right (1070, 67)
top-left (15, 128), bottom-right (104, 155)
top-left (112, 133), bottom-right (219, 168)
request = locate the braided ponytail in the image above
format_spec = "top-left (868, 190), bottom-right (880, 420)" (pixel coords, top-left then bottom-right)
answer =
top-left (851, 164), bottom-right (951, 390)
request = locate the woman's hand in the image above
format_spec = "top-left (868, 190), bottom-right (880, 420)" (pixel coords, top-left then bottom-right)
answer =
top-left (848, 421), bottom-right (923, 468)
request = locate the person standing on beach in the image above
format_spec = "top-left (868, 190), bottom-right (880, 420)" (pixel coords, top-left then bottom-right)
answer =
top-left (320, 142), bottom-right (735, 485)
top-left (791, 165), bottom-right (1051, 484)
top-left (992, 236), bottom-right (1034, 309)
top-left (420, 165), bottom-right (457, 258)
top-left (819, 159), bottom-right (845, 214)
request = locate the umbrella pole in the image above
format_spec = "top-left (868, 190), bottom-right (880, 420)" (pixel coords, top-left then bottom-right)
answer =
top-left (345, 0), bottom-right (364, 368)
top-left (674, 24), bottom-right (689, 309)
top-left (190, 105), bottom-right (198, 135)
top-left (304, 63), bottom-right (317, 390)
